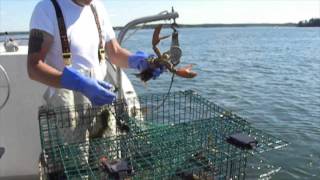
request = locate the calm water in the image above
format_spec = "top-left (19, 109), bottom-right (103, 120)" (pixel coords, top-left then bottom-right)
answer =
top-left (123, 27), bottom-right (320, 179)
top-left (2, 27), bottom-right (319, 179)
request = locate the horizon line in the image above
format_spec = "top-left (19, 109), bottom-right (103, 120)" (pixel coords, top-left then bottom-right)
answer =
top-left (0, 22), bottom-right (302, 35)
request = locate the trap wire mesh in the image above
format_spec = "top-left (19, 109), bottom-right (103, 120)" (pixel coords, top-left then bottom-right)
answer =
top-left (38, 90), bottom-right (288, 179)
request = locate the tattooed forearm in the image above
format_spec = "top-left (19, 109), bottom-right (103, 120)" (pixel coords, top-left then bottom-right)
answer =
top-left (28, 29), bottom-right (44, 54)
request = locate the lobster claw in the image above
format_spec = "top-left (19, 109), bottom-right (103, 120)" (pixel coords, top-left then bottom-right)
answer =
top-left (169, 30), bottom-right (181, 66)
top-left (152, 25), bottom-right (171, 58)
top-left (152, 25), bottom-right (171, 46)
top-left (175, 65), bottom-right (197, 78)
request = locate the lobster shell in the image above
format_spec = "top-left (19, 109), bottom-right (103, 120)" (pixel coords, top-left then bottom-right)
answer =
top-left (175, 65), bottom-right (197, 78)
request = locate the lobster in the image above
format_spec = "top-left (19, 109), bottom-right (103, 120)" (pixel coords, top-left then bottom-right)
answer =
top-left (136, 24), bottom-right (197, 82)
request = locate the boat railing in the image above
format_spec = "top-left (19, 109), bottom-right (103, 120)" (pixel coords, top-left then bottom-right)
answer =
top-left (0, 64), bottom-right (10, 111)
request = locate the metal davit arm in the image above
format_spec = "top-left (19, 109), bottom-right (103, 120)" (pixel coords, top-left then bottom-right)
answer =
top-left (117, 11), bottom-right (179, 44)
top-left (116, 10), bottom-right (179, 98)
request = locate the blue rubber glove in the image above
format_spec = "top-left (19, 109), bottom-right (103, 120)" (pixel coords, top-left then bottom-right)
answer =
top-left (152, 66), bottom-right (165, 80)
top-left (128, 51), bottom-right (164, 79)
top-left (61, 67), bottom-right (116, 106)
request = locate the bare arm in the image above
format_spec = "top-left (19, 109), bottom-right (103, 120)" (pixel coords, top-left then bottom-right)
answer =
top-left (27, 29), bottom-right (62, 88)
top-left (105, 39), bottom-right (132, 68)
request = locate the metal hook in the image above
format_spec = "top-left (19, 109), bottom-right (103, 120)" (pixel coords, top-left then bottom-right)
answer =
top-left (171, 7), bottom-right (178, 30)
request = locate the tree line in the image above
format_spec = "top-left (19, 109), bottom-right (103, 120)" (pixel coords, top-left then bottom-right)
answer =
top-left (298, 18), bottom-right (320, 27)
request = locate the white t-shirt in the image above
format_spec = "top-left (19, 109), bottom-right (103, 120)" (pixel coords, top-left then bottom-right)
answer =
top-left (30, 0), bottom-right (116, 72)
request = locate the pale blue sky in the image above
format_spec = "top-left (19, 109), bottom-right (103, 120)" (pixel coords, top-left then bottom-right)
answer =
top-left (0, 0), bottom-right (319, 32)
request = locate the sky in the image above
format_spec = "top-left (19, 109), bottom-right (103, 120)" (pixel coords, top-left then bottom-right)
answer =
top-left (0, 0), bottom-right (319, 32)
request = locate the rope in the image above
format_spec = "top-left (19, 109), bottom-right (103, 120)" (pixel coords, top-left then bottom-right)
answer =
top-left (153, 73), bottom-right (175, 112)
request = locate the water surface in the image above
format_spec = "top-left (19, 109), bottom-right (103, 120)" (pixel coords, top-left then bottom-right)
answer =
top-left (123, 27), bottom-right (320, 180)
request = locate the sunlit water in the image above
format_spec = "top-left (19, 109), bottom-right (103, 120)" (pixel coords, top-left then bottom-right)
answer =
top-left (1, 27), bottom-right (319, 179)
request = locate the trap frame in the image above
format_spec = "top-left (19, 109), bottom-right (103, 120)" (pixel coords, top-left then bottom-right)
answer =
top-left (38, 90), bottom-right (287, 180)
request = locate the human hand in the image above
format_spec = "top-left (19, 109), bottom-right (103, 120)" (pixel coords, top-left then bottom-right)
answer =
top-left (128, 51), bottom-right (164, 79)
top-left (61, 67), bottom-right (116, 106)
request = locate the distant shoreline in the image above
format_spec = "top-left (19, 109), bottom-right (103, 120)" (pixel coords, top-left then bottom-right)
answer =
top-left (0, 23), bottom-right (304, 36)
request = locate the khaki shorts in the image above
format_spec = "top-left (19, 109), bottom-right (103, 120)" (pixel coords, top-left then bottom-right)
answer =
top-left (43, 65), bottom-right (117, 145)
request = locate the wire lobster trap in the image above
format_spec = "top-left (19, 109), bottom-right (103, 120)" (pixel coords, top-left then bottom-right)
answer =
top-left (38, 90), bottom-right (288, 180)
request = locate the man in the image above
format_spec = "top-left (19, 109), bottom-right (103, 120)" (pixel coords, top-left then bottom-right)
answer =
top-left (29, 1), bottom-right (162, 176)
top-left (28, 0), bottom-right (161, 107)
